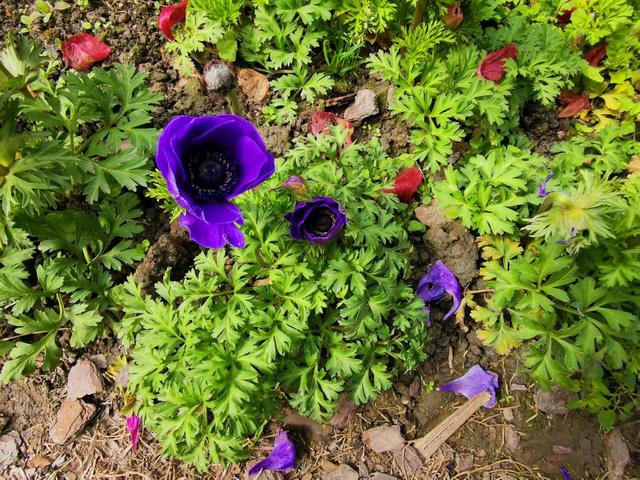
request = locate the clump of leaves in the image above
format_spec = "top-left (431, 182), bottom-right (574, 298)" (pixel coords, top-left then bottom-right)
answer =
top-left (114, 129), bottom-right (429, 469)
top-left (0, 36), bottom-right (161, 382)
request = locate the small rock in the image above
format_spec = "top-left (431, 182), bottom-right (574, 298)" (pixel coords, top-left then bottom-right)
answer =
top-left (454, 453), bottom-right (474, 473)
top-left (552, 445), bottom-right (572, 455)
top-left (504, 425), bottom-right (520, 452)
top-left (357, 461), bottom-right (368, 477)
top-left (386, 85), bottom-right (396, 108)
top-left (510, 383), bottom-right (528, 392)
top-left (238, 68), bottom-right (270, 105)
top-left (284, 411), bottom-right (330, 441)
top-left (331, 394), bottom-right (357, 430)
top-left (203, 61), bottom-right (236, 95)
top-left (89, 354), bottom-right (108, 370)
top-left (409, 376), bottom-right (422, 399)
top-left (343, 89), bottom-right (379, 125)
top-left (393, 445), bottom-right (422, 476)
top-left (362, 425), bottom-right (405, 453)
top-left (26, 455), bottom-right (51, 469)
top-left (67, 359), bottom-right (103, 399)
top-left (0, 431), bottom-right (21, 470)
top-left (502, 408), bottom-right (515, 422)
top-left (534, 387), bottom-right (575, 415)
top-left (115, 363), bottom-right (130, 388)
top-left (440, 444), bottom-right (456, 462)
top-left (604, 428), bottom-right (630, 480)
top-left (321, 464), bottom-right (359, 480)
top-left (371, 474), bottom-right (397, 480)
top-left (50, 399), bottom-right (96, 444)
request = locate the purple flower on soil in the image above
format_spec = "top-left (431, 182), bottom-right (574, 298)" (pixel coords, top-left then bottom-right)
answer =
top-left (285, 196), bottom-right (347, 245)
top-left (538, 173), bottom-right (556, 197)
top-left (437, 365), bottom-right (499, 408)
top-left (126, 414), bottom-right (141, 452)
top-left (417, 261), bottom-right (463, 322)
top-left (248, 430), bottom-right (296, 476)
top-left (281, 175), bottom-right (307, 195)
top-left (156, 114), bottom-right (275, 249)
top-left (560, 466), bottom-right (571, 480)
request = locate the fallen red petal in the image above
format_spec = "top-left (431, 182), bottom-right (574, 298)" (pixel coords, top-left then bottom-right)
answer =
top-left (556, 8), bottom-right (576, 25)
top-left (583, 44), bottom-right (607, 67)
top-left (557, 94), bottom-right (591, 118)
top-left (443, 2), bottom-right (464, 28)
top-left (158, 0), bottom-right (189, 41)
top-left (477, 43), bottom-right (518, 82)
top-left (61, 33), bottom-right (111, 71)
top-left (382, 166), bottom-right (423, 203)
top-left (310, 111), bottom-right (354, 146)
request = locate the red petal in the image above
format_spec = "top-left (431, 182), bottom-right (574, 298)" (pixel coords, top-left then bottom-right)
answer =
top-left (382, 166), bottom-right (423, 203)
top-left (61, 33), bottom-right (111, 71)
top-left (557, 91), bottom-right (584, 105)
top-left (583, 43), bottom-right (607, 67)
top-left (310, 111), bottom-right (354, 146)
top-left (558, 95), bottom-right (591, 118)
top-left (556, 8), bottom-right (576, 25)
top-left (158, 0), bottom-right (188, 41)
top-left (476, 43), bottom-right (518, 82)
top-left (443, 2), bottom-right (464, 28)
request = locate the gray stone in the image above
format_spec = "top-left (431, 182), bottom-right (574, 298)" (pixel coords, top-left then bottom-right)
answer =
top-left (534, 387), bottom-right (575, 415)
top-left (393, 445), bottom-right (422, 476)
top-left (504, 425), bottom-right (520, 452)
top-left (321, 464), bottom-right (359, 480)
top-left (331, 394), bottom-right (357, 430)
top-left (67, 359), bottom-right (103, 399)
top-left (454, 453), bottom-right (474, 473)
top-left (343, 89), bottom-right (379, 125)
top-left (552, 445), bottom-right (572, 455)
top-left (50, 399), bottom-right (95, 444)
top-left (502, 407), bottom-right (515, 422)
top-left (0, 431), bottom-right (21, 470)
top-left (604, 428), bottom-right (630, 480)
top-left (362, 425), bottom-right (405, 453)
top-left (203, 61), bottom-right (236, 95)
top-left (371, 474), bottom-right (397, 480)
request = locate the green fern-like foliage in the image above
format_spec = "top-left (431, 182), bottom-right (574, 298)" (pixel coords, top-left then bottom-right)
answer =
top-left (115, 130), bottom-right (428, 470)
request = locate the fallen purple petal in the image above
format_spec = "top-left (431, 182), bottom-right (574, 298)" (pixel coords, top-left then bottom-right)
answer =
top-left (437, 365), bottom-right (499, 408)
top-left (560, 466), bottom-right (571, 480)
top-left (417, 260), bottom-right (462, 321)
top-left (126, 414), bottom-right (141, 453)
top-left (248, 430), bottom-right (296, 476)
top-left (538, 173), bottom-right (556, 197)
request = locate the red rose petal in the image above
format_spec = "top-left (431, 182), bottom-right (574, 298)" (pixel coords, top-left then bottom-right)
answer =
top-left (443, 2), bottom-right (464, 28)
top-left (557, 92), bottom-right (591, 118)
top-left (557, 8), bottom-right (576, 25)
top-left (476, 43), bottom-right (518, 83)
top-left (583, 43), bottom-right (607, 67)
top-left (310, 111), bottom-right (354, 146)
top-left (382, 166), bottom-right (423, 203)
top-left (158, 0), bottom-right (188, 42)
top-left (61, 33), bottom-right (111, 71)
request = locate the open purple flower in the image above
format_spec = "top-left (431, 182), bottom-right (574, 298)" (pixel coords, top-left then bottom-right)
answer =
top-left (156, 115), bottom-right (275, 249)
top-left (538, 173), bottom-right (556, 197)
top-left (285, 196), bottom-right (347, 245)
top-left (248, 430), bottom-right (296, 476)
top-left (417, 261), bottom-right (462, 321)
top-left (126, 414), bottom-right (141, 453)
top-left (437, 365), bottom-right (499, 408)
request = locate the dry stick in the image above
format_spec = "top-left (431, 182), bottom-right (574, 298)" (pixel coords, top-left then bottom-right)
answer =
top-left (411, 0), bottom-right (427, 31)
top-left (412, 390), bottom-right (491, 461)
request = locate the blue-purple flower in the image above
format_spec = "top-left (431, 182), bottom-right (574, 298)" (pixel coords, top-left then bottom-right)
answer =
top-left (248, 430), bottom-right (296, 476)
top-left (417, 261), bottom-right (463, 322)
top-left (437, 365), bottom-right (499, 408)
top-left (285, 196), bottom-right (347, 245)
top-left (538, 173), bottom-right (556, 197)
top-left (156, 115), bottom-right (275, 249)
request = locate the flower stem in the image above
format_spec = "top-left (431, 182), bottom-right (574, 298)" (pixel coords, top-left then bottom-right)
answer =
top-left (226, 90), bottom-right (242, 116)
top-left (411, 0), bottom-right (427, 31)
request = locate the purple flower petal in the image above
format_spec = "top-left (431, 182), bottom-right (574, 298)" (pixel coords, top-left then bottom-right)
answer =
top-left (417, 261), bottom-right (462, 320)
top-left (285, 196), bottom-right (348, 245)
top-left (126, 414), bottom-right (141, 453)
top-left (437, 365), bottom-right (499, 408)
top-left (538, 173), bottom-right (556, 197)
top-left (560, 466), bottom-right (571, 480)
top-left (248, 430), bottom-right (296, 476)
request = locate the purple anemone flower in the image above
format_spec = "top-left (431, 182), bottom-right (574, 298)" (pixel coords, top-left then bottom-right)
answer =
top-left (560, 466), bottom-right (571, 480)
top-left (126, 414), bottom-right (141, 453)
top-left (285, 196), bottom-right (347, 245)
top-left (248, 430), bottom-right (296, 476)
top-left (417, 261), bottom-right (462, 322)
top-left (156, 115), bottom-right (275, 249)
top-left (437, 365), bottom-right (499, 408)
top-left (538, 173), bottom-right (556, 197)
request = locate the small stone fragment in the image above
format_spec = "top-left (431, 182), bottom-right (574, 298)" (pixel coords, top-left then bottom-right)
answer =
top-left (245, 467), bottom-right (283, 480)
top-left (362, 425), bottom-right (405, 453)
top-left (534, 387), bottom-right (575, 415)
top-left (238, 68), bottom-right (270, 105)
top-left (504, 425), bottom-right (520, 452)
top-left (321, 464), bottom-right (359, 480)
top-left (203, 61), bottom-right (236, 95)
top-left (50, 399), bottom-right (96, 444)
top-left (604, 428), bottom-right (630, 480)
top-left (343, 89), bottom-right (379, 125)
top-left (409, 376), bottom-right (422, 399)
top-left (67, 359), bottom-right (103, 399)
top-left (372, 474), bottom-right (398, 480)
top-left (510, 383), bottom-right (528, 392)
top-left (393, 445), bottom-right (423, 476)
top-left (0, 431), bottom-right (21, 470)
top-left (552, 445), bottom-right (572, 455)
top-left (454, 453), bottom-right (474, 473)
top-left (502, 407), bottom-right (515, 422)
top-left (26, 455), bottom-right (51, 469)
top-left (115, 363), bottom-right (130, 388)
top-left (89, 354), bottom-right (108, 370)
top-left (330, 394), bottom-right (357, 430)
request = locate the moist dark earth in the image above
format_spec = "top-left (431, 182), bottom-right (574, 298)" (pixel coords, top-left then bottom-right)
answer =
top-left (1, 1), bottom-right (639, 479)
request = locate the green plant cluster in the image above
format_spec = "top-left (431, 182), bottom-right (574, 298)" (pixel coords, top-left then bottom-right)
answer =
top-left (114, 129), bottom-right (428, 469)
top-left (0, 36), bottom-right (161, 383)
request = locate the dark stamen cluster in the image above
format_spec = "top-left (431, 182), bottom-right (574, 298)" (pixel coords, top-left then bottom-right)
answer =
top-left (306, 207), bottom-right (335, 235)
top-left (184, 150), bottom-right (240, 200)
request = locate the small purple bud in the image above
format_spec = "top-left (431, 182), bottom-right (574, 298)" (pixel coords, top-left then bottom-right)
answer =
top-left (538, 173), bottom-right (556, 197)
top-left (126, 414), bottom-right (141, 453)
top-left (281, 176), bottom-right (307, 195)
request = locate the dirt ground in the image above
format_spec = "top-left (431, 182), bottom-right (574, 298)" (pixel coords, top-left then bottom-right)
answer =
top-left (1, 1), bottom-right (639, 479)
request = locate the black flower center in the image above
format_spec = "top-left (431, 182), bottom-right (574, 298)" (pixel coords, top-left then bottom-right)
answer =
top-left (185, 150), bottom-right (240, 200)
top-left (306, 207), bottom-right (335, 235)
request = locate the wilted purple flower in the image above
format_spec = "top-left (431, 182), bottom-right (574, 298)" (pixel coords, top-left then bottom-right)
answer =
top-left (285, 196), bottom-right (347, 245)
top-left (281, 176), bottom-right (307, 195)
top-left (156, 115), bottom-right (275, 249)
top-left (437, 365), bottom-right (499, 408)
top-left (538, 173), bottom-right (556, 197)
top-left (560, 466), bottom-right (571, 480)
top-left (248, 430), bottom-right (296, 476)
top-left (417, 261), bottom-right (462, 321)
top-left (126, 414), bottom-right (141, 452)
